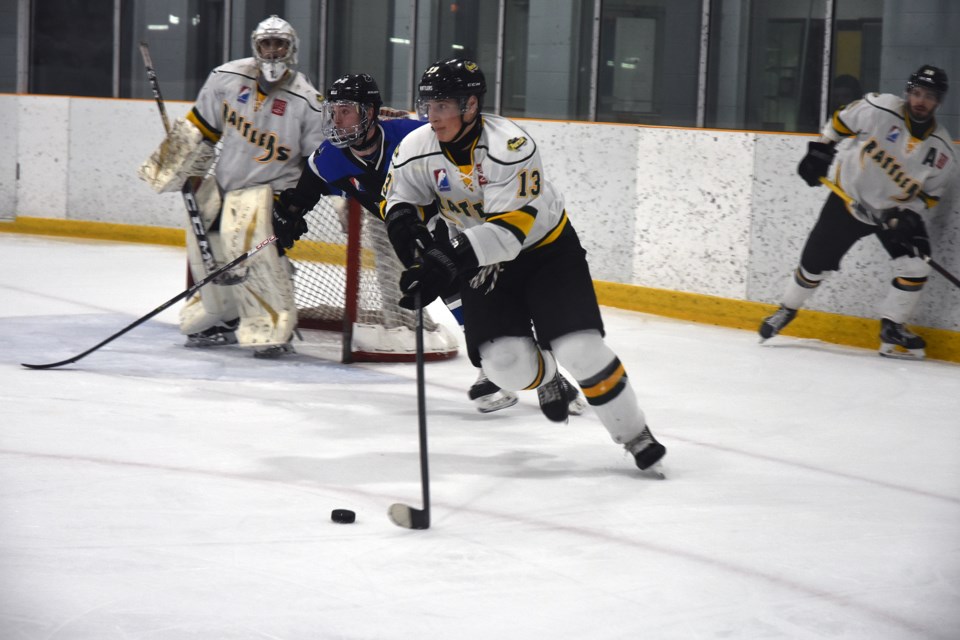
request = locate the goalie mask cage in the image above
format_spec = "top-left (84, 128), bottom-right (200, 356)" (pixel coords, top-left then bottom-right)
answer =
top-left (288, 196), bottom-right (459, 363)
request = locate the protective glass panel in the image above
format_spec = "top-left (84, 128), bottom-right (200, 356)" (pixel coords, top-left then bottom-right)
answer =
top-left (502, 0), bottom-right (593, 119)
top-left (597, 0), bottom-right (702, 126)
top-left (325, 0), bottom-right (415, 111)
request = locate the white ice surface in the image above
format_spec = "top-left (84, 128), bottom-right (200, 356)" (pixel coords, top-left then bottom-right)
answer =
top-left (1, 234), bottom-right (959, 640)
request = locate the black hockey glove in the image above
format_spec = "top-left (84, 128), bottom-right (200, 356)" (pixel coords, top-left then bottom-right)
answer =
top-left (797, 141), bottom-right (837, 187)
top-left (880, 208), bottom-right (930, 257)
top-left (398, 234), bottom-right (478, 310)
top-left (385, 204), bottom-right (434, 268)
top-left (272, 188), bottom-right (311, 250)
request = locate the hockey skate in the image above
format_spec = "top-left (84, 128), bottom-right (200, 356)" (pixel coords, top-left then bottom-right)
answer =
top-left (625, 425), bottom-right (667, 478)
top-left (253, 341), bottom-right (296, 359)
top-left (468, 370), bottom-right (519, 413)
top-left (878, 318), bottom-right (926, 360)
top-left (563, 375), bottom-right (587, 416)
top-left (537, 372), bottom-right (584, 423)
top-left (759, 305), bottom-right (797, 342)
top-left (185, 320), bottom-right (239, 347)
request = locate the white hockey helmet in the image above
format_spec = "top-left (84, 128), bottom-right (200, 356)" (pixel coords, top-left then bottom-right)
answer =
top-left (250, 15), bottom-right (298, 83)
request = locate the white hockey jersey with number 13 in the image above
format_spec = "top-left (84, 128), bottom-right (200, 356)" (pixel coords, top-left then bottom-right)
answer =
top-left (383, 114), bottom-right (569, 267)
top-left (823, 92), bottom-right (956, 224)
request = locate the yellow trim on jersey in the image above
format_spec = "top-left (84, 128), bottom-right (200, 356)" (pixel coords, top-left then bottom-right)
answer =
top-left (920, 192), bottom-right (939, 208)
top-left (530, 211), bottom-right (569, 250)
top-left (487, 208), bottom-right (536, 238)
top-left (580, 363), bottom-right (626, 400)
top-left (186, 109), bottom-right (221, 143)
top-left (832, 111), bottom-right (855, 136)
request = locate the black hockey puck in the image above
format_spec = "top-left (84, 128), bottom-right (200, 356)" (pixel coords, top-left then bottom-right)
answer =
top-left (331, 509), bottom-right (356, 524)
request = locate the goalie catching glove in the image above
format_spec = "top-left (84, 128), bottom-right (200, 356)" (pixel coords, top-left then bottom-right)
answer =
top-left (399, 234), bottom-right (478, 309)
top-left (880, 208), bottom-right (930, 257)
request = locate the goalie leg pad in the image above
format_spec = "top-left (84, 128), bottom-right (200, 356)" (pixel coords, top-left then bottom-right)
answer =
top-left (179, 181), bottom-right (236, 335)
top-left (138, 117), bottom-right (217, 194)
top-left (221, 185), bottom-right (297, 348)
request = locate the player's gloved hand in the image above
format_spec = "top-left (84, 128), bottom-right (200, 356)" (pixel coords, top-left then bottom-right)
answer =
top-left (797, 141), bottom-right (837, 187)
top-left (399, 246), bottom-right (460, 310)
top-left (385, 204), bottom-right (434, 268)
top-left (272, 188), bottom-right (311, 251)
top-left (398, 234), bottom-right (478, 310)
top-left (880, 208), bottom-right (930, 257)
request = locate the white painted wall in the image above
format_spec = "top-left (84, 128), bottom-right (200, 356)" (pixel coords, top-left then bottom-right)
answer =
top-left (3, 95), bottom-right (958, 331)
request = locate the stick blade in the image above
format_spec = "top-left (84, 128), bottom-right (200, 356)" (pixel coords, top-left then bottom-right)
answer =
top-left (388, 503), bottom-right (430, 530)
top-left (21, 360), bottom-right (72, 370)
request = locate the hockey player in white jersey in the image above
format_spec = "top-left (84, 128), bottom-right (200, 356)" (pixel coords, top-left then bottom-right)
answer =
top-left (139, 15), bottom-right (326, 357)
top-left (381, 58), bottom-right (666, 473)
top-left (760, 64), bottom-right (955, 359)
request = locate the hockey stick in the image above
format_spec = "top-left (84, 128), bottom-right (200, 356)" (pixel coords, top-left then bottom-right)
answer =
top-left (21, 235), bottom-right (278, 370)
top-left (138, 42), bottom-right (234, 283)
top-left (819, 177), bottom-right (960, 290)
top-left (388, 292), bottom-right (431, 530)
top-left (138, 41), bottom-right (170, 134)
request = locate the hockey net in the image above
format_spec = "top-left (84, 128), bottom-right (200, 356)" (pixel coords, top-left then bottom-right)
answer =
top-left (286, 196), bottom-right (459, 362)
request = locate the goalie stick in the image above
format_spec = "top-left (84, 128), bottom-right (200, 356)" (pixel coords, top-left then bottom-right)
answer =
top-left (388, 293), bottom-right (431, 530)
top-left (138, 42), bottom-right (236, 284)
top-left (20, 235), bottom-right (278, 370)
top-left (819, 177), bottom-right (960, 290)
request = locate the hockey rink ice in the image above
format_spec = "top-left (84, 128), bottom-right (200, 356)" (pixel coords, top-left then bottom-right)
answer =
top-left (2, 233), bottom-right (959, 639)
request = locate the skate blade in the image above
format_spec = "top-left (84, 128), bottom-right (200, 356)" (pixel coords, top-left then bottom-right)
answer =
top-left (641, 462), bottom-right (666, 480)
top-left (568, 396), bottom-right (587, 416)
top-left (878, 344), bottom-right (925, 360)
top-left (474, 393), bottom-right (519, 414)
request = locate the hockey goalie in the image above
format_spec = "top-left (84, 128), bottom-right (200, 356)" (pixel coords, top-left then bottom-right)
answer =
top-left (138, 15), bottom-right (326, 357)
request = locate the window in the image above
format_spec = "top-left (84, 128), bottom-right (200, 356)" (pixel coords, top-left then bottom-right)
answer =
top-left (0, 1), bottom-right (18, 92)
top-left (707, 0), bottom-right (825, 133)
top-left (502, 0), bottom-right (593, 120)
top-left (597, 0), bottom-right (702, 126)
top-left (31, 0), bottom-right (113, 97)
top-left (120, 0), bottom-right (225, 101)
top-left (326, 0), bottom-right (415, 109)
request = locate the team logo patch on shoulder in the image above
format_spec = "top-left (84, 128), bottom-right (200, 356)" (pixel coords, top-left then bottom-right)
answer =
top-left (315, 93), bottom-right (324, 104)
top-left (507, 136), bottom-right (527, 151)
top-left (937, 153), bottom-right (949, 169)
top-left (434, 168), bottom-right (451, 192)
top-left (237, 86), bottom-right (251, 104)
top-left (886, 126), bottom-right (901, 143)
top-left (271, 99), bottom-right (287, 116)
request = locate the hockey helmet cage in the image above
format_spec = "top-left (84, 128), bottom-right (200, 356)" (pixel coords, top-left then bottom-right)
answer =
top-left (417, 58), bottom-right (486, 116)
top-left (251, 15), bottom-right (298, 83)
top-left (323, 74), bottom-right (383, 148)
top-left (906, 64), bottom-right (948, 99)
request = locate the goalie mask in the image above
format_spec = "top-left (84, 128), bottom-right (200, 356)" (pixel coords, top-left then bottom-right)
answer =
top-left (251, 15), bottom-right (298, 83)
top-left (322, 74), bottom-right (384, 148)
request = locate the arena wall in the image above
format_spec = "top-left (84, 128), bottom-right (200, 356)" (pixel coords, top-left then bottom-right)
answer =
top-left (2, 94), bottom-right (958, 338)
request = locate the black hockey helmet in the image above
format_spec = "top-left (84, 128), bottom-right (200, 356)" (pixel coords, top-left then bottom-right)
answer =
top-left (327, 73), bottom-right (383, 111)
top-left (418, 58), bottom-right (486, 112)
top-left (323, 73), bottom-right (383, 148)
top-left (906, 65), bottom-right (948, 99)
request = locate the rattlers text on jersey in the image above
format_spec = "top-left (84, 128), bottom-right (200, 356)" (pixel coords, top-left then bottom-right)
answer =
top-left (383, 114), bottom-right (567, 266)
top-left (823, 92), bottom-right (956, 222)
top-left (187, 57), bottom-right (326, 193)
